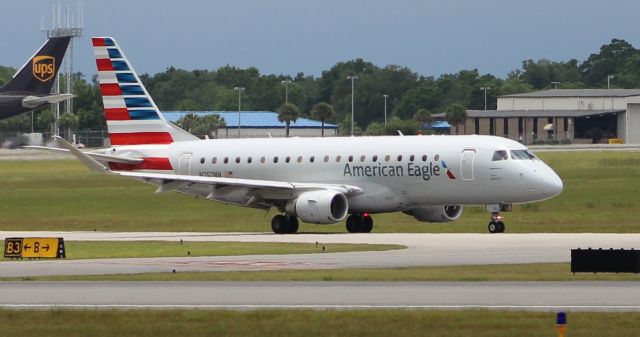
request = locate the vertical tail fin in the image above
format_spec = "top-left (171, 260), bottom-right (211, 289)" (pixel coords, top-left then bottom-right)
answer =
top-left (92, 37), bottom-right (197, 146)
top-left (0, 36), bottom-right (71, 94)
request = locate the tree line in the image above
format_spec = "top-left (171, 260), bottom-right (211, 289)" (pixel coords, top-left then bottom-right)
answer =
top-left (1, 38), bottom-right (639, 136)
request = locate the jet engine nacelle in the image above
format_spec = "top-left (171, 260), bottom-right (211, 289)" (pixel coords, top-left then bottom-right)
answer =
top-left (286, 190), bottom-right (349, 224)
top-left (405, 205), bottom-right (463, 223)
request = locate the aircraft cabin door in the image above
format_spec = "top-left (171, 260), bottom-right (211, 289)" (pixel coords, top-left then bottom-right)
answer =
top-left (178, 153), bottom-right (192, 175)
top-left (460, 149), bottom-right (476, 181)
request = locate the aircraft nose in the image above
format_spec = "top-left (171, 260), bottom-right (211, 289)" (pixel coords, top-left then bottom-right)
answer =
top-left (540, 168), bottom-right (563, 198)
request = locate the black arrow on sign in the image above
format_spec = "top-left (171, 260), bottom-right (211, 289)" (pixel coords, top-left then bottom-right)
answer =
top-left (43, 244), bottom-right (50, 251)
top-left (23, 244), bottom-right (31, 251)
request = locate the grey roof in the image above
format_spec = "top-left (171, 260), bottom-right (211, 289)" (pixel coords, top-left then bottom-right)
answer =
top-left (433, 109), bottom-right (624, 118)
top-left (500, 89), bottom-right (640, 98)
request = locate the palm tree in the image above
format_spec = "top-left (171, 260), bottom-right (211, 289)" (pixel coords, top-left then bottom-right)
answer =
top-left (277, 103), bottom-right (301, 137)
top-left (445, 103), bottom-right (467, 135)
top-left (310, 102), bottom-right (335, 137)
top-left (413, 108), bottom-right (432, 134)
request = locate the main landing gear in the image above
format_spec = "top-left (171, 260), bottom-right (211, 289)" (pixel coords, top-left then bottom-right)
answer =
top-left (346, 213), bottom-right (373, 233)
top-left (271, 214), bottom-right (299, 234)
top-left (488, 212), bottom-right (505, 234)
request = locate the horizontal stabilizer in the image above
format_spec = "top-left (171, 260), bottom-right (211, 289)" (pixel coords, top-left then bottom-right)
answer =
top-left (23, 145), bottom-right (143, 165)
top-left (52, 137), bottom-right (111, 173)
top-left (22, 94), bottom-right (75, 108)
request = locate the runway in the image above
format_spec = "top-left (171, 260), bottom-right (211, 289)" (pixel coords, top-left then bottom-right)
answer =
top-left (1, 281), bottom-right (639, 311)
top-left (1, 232), bottom-right (639, 277)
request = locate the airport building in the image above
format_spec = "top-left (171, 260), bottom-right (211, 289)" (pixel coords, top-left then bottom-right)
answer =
top-left (441, 89), bottom-right (640, 144)
top-left (163, 111), bottom-right (339, 138)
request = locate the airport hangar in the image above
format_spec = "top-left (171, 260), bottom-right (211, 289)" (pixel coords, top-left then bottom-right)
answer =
top-left (435, 89), bottom-right (640, 144)
top-left (163, 111), bottom-right (338, 138)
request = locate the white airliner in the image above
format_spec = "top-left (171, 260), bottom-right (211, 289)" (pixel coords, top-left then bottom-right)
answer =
top-left (36, 37), bottom-right (564, 234)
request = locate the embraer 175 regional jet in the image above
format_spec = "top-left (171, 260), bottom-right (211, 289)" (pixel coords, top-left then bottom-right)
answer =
top-left (37, 37), bottom-right (563, 234)
top-left (0, 37), bottom-right (73, 120)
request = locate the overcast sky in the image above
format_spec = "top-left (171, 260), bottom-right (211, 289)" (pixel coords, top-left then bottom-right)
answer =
top-left (1, 0), bottom-right (639, 79)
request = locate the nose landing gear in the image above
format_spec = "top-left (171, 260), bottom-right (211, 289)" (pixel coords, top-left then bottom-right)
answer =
top-left (488, 212), bottom-right (505, 233)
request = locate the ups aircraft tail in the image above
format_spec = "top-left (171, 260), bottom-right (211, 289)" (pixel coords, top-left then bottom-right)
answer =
top-left (92, 36), bottom-right (197, 146)
top-left (0, 36), bottom-right (71, 94)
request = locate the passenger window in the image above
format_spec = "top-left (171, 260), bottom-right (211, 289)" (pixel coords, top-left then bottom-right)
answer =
top-left (297, 156), bottom-right (303, 163)
top-left (310, 156), bottom-right (315, 163)
top-left (409, 155), bottom-right (415, 162)
top-left (348, 155), bottom-right (353, 162)
top-left (212, 157), bottom-right (217, 164)
top-left (434, 154), bottom-right (440, 161)
top-left (286, 156), bottom-right (291, 163)
top-left (224, 157), bottom-right (229, 164)
top-left (235, 157), bottom-right (241, 164)
top-left (200, 157), bottom-right (205, 164)
top-left (492, 150), bottom-right (509, 161)
top-left (372, 155), bottom-right (378, 162)
top-left (397, 155), bottom-right (403, 162)
top-left (324, 155), bottom-right (329, 162)
top-left (336, 155), bottom-right (342, 162)
top-left (247, 157), bottom-right (252, 164)
top-left (260, 157), bottom-right (266, 164)
top-left (384, 155), bottom-right (390, 162)
top-left (421, 154), bottom-right (427, 162)
top-left (360, 155), bottom-right (365, 162)
top-left (273, 156), bottom-right (279, 163)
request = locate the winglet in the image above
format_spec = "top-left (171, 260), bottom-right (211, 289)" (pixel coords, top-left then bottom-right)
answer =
top-left (53, 136), bottom-right (110, 173)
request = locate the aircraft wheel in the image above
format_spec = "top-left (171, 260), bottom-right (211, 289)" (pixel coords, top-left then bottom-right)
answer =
top-left (271, 214), bottom-right (288, 234)
top-left (361, 214), bottom-right (373, 233)
top-left (497, 221), bottom-right (505, 233)
top-left (286, 215), bottom-right (299, 234)
top-left (346, 214), bottom-right (360, 233)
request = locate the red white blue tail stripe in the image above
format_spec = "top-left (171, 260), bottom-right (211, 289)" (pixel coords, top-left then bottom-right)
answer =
top-left (92, 37), bottom-right (196, 145)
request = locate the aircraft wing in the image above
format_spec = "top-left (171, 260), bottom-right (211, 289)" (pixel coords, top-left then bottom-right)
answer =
top-left (118, 170), bottom-right (362, 195)
top-left (22, 94), bottom-right (75, 108)
top-left (50, 136), bottom-right (363, 209)
top-left (115, 171), bottom-right (362, 209)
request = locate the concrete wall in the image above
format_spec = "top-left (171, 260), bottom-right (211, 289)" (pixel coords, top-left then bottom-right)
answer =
top-left (497, 96), bottom-right (631, 111)
top-left (451, 115), bottom-right (576, 144)
top-left (624, 102), bottom-right (640, 144)
top-left (618, 111), bottom-right (627, 142)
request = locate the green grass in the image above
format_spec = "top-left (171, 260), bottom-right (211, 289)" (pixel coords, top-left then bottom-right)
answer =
top-left (7, 263), bottom-right (640, 282)
top-left (0, 151), bottom-right (639, 232)
top-left (52, 241), bottom-right (401, 259)
top-left (0, 309), bottom-right (638, 337)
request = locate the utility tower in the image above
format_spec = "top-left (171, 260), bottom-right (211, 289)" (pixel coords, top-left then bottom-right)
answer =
top-left (41, 2), bottom-right (83, 136)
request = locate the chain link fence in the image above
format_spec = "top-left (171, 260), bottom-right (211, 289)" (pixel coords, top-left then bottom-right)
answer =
top-left (0, 130), bottom-right (108, 149)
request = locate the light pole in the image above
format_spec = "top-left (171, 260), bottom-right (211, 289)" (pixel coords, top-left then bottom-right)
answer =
top-left (347, 75), bottom-right (358, 135)
top-left (480, 86), bottom-right (491, 110)
top-left (281, 80), bottom-right (292, 104)
top-left (233, 87), bottom-right (245, 137)
top-left (383, 94), bottom-right (388, 126)
top-left (551, 81), bottom-right (560, 89)
top-left (607, 75), bottom-right (615, 89)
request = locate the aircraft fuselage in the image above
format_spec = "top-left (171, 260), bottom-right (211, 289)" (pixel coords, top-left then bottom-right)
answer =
top-left (106, 134), bottom-right (563, 214)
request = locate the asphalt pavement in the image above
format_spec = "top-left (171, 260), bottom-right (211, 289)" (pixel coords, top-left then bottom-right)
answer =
top-left (1, 232), bottom-right (639, 277)
top-left (1, 281), bottom-right (639, 311)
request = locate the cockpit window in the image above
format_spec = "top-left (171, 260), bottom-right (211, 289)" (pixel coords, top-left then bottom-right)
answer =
top-left (510, 149), bottom-right (537, 160)
top-left (492, 150), bottom-right (509, 161)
